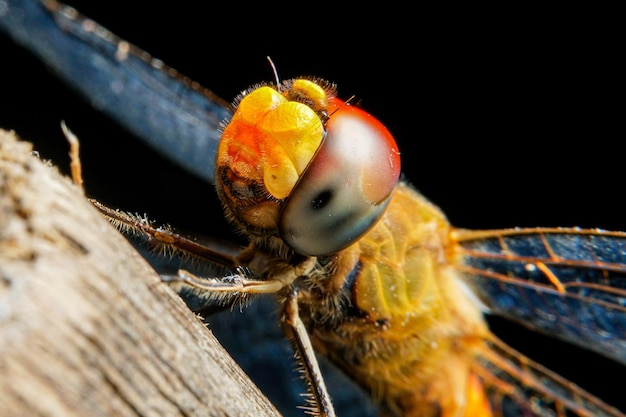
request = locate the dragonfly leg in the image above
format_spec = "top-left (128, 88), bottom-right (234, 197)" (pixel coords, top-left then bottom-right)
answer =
top-left (163, 255), bottom-right (318, 296)
top-left (157, 268), bottom-right (283, 313)
top-left (283, 290), bottom-right (336, 417)
top-left (61, 121), bottom-right (84, 192)
top-left (165, 269), bottom-right (286, 294)
top-left (61, 123), bottom-right (242, 268)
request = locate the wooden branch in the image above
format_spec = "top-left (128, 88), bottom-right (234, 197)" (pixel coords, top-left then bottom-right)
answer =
top-left (0, 129), bottom-right (281, 417)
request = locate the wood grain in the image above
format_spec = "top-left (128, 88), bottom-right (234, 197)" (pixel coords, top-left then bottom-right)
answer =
top-left (0, 129), bottom-right (281, 417)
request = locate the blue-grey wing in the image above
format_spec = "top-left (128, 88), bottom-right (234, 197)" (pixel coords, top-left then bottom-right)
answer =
top-left (0, 0), bottom-right (230, 184)
top-left (456, 227), bottom-right (626, 365)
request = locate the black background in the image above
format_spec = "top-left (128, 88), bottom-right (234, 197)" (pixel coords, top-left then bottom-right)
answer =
top-left (1, 1), bottom-right (623, 415)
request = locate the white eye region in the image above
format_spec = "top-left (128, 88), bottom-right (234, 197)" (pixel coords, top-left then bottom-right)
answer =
top-left (279, 105), bottom-right (401, 256)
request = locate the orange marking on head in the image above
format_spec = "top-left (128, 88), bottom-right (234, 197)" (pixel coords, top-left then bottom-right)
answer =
top-left (218, 83), bottom-right (325, 200)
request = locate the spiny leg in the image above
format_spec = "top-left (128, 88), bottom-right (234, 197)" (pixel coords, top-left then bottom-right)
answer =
top-left (284, 291), bottom-right (336, 417)
top-left (161, 256), bottom-right (317, 307)
top-left (62, 121), bottom-right (84, 192)
top-left (89, 200), bottom-right (242, 267)
top-left (62, 123), bottom-right (242, 268)
top-left (164, 268), bottom-right (285, 294)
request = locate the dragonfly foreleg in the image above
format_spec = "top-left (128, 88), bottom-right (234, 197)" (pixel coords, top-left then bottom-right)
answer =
top-left (163, 254), bottom-right (317, 298)
top-left (61, 121), bottom-right (84, 193)
top-left (160, 267), bottom-right (288, 313)
top-left (62, 123), bottom-right (242, 268)
top-left (166, 269), bottom-right (286, 294)
top-left (283, 290), bottom-right (336, 417)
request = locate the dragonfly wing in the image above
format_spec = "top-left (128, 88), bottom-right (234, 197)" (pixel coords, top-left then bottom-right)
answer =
top-left (0, 0), bottom-right (229, 184)
top-left (455, 228), bottom-right (626, 365)
top-left (475, 334), bottom-right (625, 417)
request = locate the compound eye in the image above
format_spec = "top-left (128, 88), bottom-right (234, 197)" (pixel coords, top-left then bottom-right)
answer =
top-left (280, 102), bottom-right (401, 256)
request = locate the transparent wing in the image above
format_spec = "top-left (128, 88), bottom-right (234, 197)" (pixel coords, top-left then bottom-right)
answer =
top-left (0, 0), bottom-right (229, 184)
top-left (474, 334), bottom-right (624, 417)
top-left (455, 227), bottom-right (626, 365)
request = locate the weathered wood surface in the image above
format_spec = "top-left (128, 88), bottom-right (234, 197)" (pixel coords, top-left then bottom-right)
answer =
top-left (0, 129), bottom-right (281, 417)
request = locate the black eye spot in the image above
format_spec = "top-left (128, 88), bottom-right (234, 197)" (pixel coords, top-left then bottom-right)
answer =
top-left (310, 190), bottom-right (333, 210)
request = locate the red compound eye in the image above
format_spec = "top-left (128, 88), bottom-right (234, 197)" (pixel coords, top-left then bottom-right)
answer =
top-left (280, 99), bottom-right (401, 256)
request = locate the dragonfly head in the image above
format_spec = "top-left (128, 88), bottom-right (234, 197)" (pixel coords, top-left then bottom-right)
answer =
top-left (216, 78), bottom-right (401, 256)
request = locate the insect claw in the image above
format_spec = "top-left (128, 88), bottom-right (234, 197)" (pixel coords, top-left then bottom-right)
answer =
top-left (159, 274), bottom-right (179, 283)
top-left (60, 121), bottom-right (84, 193)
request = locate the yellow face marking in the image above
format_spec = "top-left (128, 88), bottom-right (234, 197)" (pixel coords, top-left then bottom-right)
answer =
top-left (218, 83), bottom-right (326, 200)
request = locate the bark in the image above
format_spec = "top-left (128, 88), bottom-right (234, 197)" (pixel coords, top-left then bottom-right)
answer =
top-left (0, 129), bottom-right (281, 417)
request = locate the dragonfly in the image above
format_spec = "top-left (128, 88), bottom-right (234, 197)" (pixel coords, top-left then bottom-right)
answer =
top-left (2, 1), bottom-right (620, 414)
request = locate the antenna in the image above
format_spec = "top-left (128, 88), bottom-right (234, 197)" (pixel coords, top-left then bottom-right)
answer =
top-left (266, 56), bottom-right (281, 92)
